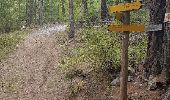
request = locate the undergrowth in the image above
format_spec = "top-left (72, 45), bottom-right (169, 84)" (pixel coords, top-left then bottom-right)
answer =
top-left (59, 26), bottom-right (147, 76)
top-left (57, 25), bottom-right (147, 98)
top-left (0, 31), bottom-right (27, 60)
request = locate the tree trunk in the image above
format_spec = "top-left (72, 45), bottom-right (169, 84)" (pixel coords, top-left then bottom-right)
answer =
top-left (162, 1), bottom-right (170, 99)
top-left (26, 0), bottom-right (34, 27)
top-left (56, 1), bottom-right (60, 21)
top-left (68, 0), bottom-right (75, 39)
top-left (18, 0), bottom-right (21, 19)
top-left (61, 0), bottom-right (65, 16)
top-left (101, 0), bottom-right (109, 21)
top-left (164, 0), bottom-right (170, 84)
top-left (82, 0), bottom-right (88, 19)
top-left (33, 0), bottom-right (37, 25)
top-left (26, 0), bottom-right (28, 26)
top-left (50, 0), bottom-right (53, 22)
top-left (144, 0), bottom-right (166, 83)
top-left (18, 0), bottom-right (21, 26)
top-left (38, 0), bottom-right (43, 26)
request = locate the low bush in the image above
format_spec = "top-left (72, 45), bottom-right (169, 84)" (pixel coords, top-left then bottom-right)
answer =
top-left (0, 31), bottom-right (27, 60)
top-left (60, 25), bottom-right (147, 79)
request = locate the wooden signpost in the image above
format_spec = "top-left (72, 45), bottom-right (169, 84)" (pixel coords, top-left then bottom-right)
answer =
top-left (108, 0), bottom-right (142, 100)
top-left (108, 0), bottom-right (165, 100)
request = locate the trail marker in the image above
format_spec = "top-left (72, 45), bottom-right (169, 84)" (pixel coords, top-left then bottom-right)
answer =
top-left (108, 24), bottom-right (145, 32)
top-left (164, 13), bottom-right (170, 22)
top-left (147, 24), bottom-right (163, 31)
top-left (109, 1), bottom-right (142, 13)
top-left (107, 0), bottom-right (144, 100)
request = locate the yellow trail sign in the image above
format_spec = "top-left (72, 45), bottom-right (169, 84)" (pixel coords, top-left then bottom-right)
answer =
top-left (109, 1), bottom-right (142, 13)
top-left (108, 24), bottom-right (145, 32)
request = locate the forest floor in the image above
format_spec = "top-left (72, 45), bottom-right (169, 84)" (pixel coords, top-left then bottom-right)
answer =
top-left (0, 24), bottom-right (70, 100)
top-left (0, 24), bottom-right (167, 100)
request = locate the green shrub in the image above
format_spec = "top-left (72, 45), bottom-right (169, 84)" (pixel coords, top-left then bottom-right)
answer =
top-left (0, 31), bottom-right (27, 60)
top-left (61, 25), bottom-right (147, 75)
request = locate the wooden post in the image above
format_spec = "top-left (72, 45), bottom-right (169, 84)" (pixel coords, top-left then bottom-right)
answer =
top-left (120, 0), bottom-right (131, 100)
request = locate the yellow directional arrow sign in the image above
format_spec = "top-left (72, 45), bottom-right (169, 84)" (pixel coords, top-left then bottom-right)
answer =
top-left (109, 1), bottom-right (142, 13)
top-left (108, 24), bottom-right (145, 32)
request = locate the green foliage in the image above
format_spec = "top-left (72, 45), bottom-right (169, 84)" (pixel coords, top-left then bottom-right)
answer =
top-left (81, 27), bottom-right (121, 69)
top-left (129, 33), bottom-right (147, 64)
top-left (0, 0), bottom-right (26, 33)
top-left (61, 25), bottom-right (147, 73)
top-left (0, 31), bottom-right (27, 60)
top-left (61, 26), bottom-right (121, 72)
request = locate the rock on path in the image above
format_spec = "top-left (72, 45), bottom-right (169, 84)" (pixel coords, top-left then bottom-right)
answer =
top-left (0, 25), bottom-right (69, 100)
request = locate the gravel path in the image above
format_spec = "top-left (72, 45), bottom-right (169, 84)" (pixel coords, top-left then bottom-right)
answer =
top-left (0, 25), bottom-right (69, 100)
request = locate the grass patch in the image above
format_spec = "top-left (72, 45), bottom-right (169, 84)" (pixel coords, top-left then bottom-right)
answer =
top-left (0, 31), bottom-right (28, 60)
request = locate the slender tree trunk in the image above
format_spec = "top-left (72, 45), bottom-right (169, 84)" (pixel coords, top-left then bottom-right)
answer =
top-left (82, 0), bottom-right (89, 25)
top-left (82, 0), bottom-right (88, 19)
top-left (68, 0), bottom-right (75, 39)
top-left (61, 0), bottom-right (65, 16)
top-left (26, 0), bottom-right (34, 27)
top-left (50, 0), bottom-right (53, 22)
top-left (26, 0), bottom-right (28, 26)
top-left (38, 0), bottom-right (43, 26)
top-left (18, 0), bottom-right (21, 26)
top-left (144, 0), bottom-right (166, 83)
top-left (19, 0), bottom-right (21, 19)
top-left (101, 0), bottom-right (109, 21)
top-left (164, 0), bottom-right (170, 84)
top-left (30, 0), bottom-right (33, 26)
top-left (56, 1), bottom-right (60, 21)
top-left (34, 0), bottom-right (37, 25)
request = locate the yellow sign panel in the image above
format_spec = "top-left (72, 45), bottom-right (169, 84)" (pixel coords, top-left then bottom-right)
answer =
top-left (108, 24), bottom-right (145, 32)
top-left (109, 1), bottom-right (142, 13)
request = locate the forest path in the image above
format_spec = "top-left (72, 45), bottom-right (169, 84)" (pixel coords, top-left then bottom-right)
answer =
top-left (0, 24), bottom-right (69, 100)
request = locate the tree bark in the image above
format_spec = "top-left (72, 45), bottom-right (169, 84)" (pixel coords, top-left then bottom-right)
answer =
top-left (18, 0), bottom-right (21, 19)
top-left (101, 0), bottom-right (109, 21)
top-left (164, 0), bottom-right (170, 84)
top-left (82, 0), bottom-right (88, 19)
top-left (34, 0), bottom-right (37, 25)
top-left (56, 1), bottom-right (60, 21)
top-left (61, 0), bottom-right (65, 16)
top-left (68, 0), bottom-right (75, 39)
top-left (26, 0), bottom-right (34, 27)
top-left (144, 0), bottom-right (166, 82)
top-left (38, 0), bottom-right (43, 26)
top-left (50, 0), bottom-right (53, 22)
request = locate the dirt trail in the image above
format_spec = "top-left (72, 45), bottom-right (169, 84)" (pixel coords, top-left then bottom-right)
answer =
top-left (0, 24), bottom-right (69, 100)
